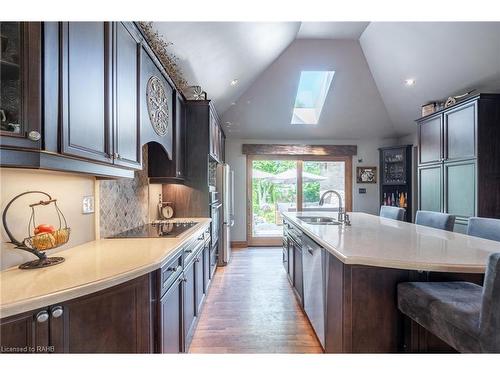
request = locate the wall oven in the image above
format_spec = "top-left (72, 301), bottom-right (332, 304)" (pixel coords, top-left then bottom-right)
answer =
top-left (210, 201), bottom-right (222, 247)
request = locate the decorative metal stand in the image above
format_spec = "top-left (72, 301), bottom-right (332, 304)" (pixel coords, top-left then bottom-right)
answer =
top-left (2, 191), bottom-right (70, 269)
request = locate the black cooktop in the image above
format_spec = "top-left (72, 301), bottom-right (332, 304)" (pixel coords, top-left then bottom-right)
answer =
top-left (109, 222), bottom-right (198, 238)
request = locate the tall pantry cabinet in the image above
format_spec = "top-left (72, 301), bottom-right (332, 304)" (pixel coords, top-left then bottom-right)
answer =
top-left (416, 94), bottom-right (500, 233)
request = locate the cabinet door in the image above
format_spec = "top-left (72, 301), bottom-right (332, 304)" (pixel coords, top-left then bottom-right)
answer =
top-left (209, 111), bottom-right (217, 159)
top-left (203, 243), bottom-right (210, 292)
top-left (209, 245), bottom-right (217, 279)
top-left (419, 115), bottom-right (442, 164)
top-left (445, 160), bottom-right (476, 223)
top-left (444, 101), bottom-right (476, 161)
top-left (293, 243), bottom-right (303, 307)
top-left (0, 309), bottom-right (49, 353)
top-left (418, 164), bottom-right (443, 212)
top-left (160, 277), bottom-right (183, 353)
top-left (0, 22), bottom-right (42, 150)
top-left (54, 274), bottom-right (151, 353)
top-left (60, 22), bottom-right (112, 163)
top-left (113, 22), bottom-right (141, 168)
top-left (183, 259), bottom-right (196, 349)
top-left (174, 94), bottom-right (186, 178)
top-left (194, 252), bottom-right (204, 314)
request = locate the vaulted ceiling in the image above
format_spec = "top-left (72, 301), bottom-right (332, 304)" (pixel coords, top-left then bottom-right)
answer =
top-left (151, 22), bottom-right (500, 139)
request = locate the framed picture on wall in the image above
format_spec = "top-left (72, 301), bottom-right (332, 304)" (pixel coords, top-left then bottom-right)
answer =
top-left (357, 166), bottom-right (377, 183)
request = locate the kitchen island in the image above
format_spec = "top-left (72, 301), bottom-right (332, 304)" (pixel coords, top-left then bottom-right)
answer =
top-left (282, 212), bottom-right (499, 353)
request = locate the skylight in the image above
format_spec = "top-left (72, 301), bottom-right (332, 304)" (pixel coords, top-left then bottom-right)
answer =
top-left (291, 70), bottom-right (335, 125)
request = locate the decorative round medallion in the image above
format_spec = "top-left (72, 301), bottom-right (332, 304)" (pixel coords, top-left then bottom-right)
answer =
top-left (146, 76), bottom-right (169, 136)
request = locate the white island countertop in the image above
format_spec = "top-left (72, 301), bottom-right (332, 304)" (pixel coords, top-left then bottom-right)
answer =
top-left (282, 212), bottom-right (499, 273)
top-left (0, 219), bottom-right (211, 319)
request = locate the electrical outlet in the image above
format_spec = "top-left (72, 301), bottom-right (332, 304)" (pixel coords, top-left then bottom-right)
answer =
top-left (82, 195), bottom-right (95, 214)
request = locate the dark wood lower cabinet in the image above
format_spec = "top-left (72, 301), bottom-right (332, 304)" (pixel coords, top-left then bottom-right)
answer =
top-left (183, 259), bottom-right (196, 349)
top-left (194, 252), bottom-right (205, 314)
top-left (202, 243), bottom-right (210, 293)
top-left (293, 243), bottom-right (303, 307)
top-left (0, 310), bottom-right (48, 353)
top-left (0, 274), bottom-right (152, 353)
top-left (159, 277), bottom-right (183, 353)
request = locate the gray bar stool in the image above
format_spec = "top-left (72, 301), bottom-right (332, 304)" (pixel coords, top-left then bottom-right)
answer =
top-left (415, 210), bottom-right (455, 231)
top-left (467, 217), bottom-right (500, 242)
top-left (380, 205), bottom-right (406, 221)
top-left (398, 252), bottom-right (500, 353)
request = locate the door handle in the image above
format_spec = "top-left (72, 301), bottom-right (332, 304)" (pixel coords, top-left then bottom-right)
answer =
top-left (307, 248), bottom-right (313, 255)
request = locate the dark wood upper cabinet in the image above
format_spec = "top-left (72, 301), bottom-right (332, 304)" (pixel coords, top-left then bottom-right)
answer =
top-left (444, 101), bottom-right (476, 161)
top-left (60, 22), bottom-right (112, 163)
top-left (417, 94), bottom-right (500, 231)
top-left (112, 22), bottom-right (142, 169)
top-left (418, 114), bottom-right (442, 165)
top-left (174, 94), bottom-right (186, 179)
top-left (0, 22), bottom-right (42, 150)
top-left (208, 106), bottom-right (225, 163)
top-left (148, 92), bottom-right (186, 182)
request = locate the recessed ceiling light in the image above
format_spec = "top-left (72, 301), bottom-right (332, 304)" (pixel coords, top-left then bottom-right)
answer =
top-left (404, 78), bottom-right (416, 86)
top-left (225, 121), bottom-right (232, 126)
top-left (230, 79), bottom-right (239, 86)
top-left (230, 102), bottom-right (236, 106)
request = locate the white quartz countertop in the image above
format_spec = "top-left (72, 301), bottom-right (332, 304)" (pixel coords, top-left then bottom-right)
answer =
top-left (0, 219), bottom-right (211, 318)
top-left (282, 212), bottom-right (499, 273)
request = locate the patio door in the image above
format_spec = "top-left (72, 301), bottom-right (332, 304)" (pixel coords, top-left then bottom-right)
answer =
top-left (246, 155), bottom-right (352, 246)
top-left (247, 157), bottom-right (298, 246)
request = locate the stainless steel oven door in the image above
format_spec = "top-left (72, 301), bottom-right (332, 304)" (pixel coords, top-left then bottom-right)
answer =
top-left (211, 203), bottom-right (222, 246)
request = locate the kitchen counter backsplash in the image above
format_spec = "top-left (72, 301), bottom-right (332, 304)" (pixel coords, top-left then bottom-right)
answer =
top-left (99, 145), bottom-right (149, 238)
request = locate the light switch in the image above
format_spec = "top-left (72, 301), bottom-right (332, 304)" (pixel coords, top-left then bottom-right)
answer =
top-left (82, 195), bottom-right (95, 214)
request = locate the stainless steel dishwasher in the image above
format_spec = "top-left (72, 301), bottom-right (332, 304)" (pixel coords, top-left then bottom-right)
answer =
top-left (302, 235), bottom-right (325, 348)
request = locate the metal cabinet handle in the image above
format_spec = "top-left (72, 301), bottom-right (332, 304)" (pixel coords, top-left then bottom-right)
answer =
top-left (36, 310), bottom-right (49, 323)
top-left (185, 249), bottom-right (193, 254)
top-left (194, 258), bottom-right (200, 263)
top-left (50, 306), bottom-right (64, 319)
top-left (167, 266), bottom-right (178, 272)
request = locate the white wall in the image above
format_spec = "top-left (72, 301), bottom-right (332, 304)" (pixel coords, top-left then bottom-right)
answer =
top-left (226, 138), bottom-right (397, 241)
top-left (1, 168), bottom-right (96, 270)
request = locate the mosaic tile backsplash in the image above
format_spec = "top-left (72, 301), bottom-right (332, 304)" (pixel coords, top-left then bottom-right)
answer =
top-left (99, 145), bottom-right (150, 238)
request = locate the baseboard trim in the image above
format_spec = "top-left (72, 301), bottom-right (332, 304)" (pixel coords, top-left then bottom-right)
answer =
top-left (231, 241), bottom-right (248, 248)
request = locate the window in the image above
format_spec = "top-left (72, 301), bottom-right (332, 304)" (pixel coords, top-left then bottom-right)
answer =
top-left (291, 70), bottom-right (335, 125)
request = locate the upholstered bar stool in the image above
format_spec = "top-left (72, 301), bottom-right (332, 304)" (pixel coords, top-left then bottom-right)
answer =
top-left (380, 206), bottom-right (406, 221)
top-left (467, 217), bottom-right (500, 242)
top-left (397, 253), bottom-right (500, 353)
top-left (415, 210), bottom-right (455, 231)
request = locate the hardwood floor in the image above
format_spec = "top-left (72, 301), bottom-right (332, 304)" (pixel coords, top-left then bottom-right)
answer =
top-left (189, 247), bottom-right (323, 353)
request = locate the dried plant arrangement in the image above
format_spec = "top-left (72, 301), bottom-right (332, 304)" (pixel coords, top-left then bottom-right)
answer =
top-left (138, 22), bottom-right (189, 93)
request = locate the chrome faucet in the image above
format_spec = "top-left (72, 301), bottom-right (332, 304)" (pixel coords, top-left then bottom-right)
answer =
top-left (319, 190), bottom-right (351, 226)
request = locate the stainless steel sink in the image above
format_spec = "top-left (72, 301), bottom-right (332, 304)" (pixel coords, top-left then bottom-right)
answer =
top-left (297, 216), bottom-right (341, 225)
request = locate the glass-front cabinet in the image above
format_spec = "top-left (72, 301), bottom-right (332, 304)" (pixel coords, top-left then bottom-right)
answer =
top-left (0, 22), bottom-right (42, 149)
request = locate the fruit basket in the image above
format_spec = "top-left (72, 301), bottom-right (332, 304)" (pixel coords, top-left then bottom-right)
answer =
top-left (2, 191), bottom-right (70, 269)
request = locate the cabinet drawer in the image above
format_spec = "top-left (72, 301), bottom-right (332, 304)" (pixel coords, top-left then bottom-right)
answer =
top-left (160, 253), bottom-right (183, 296)
top-left (183, 235), bottom-right (205, 266)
